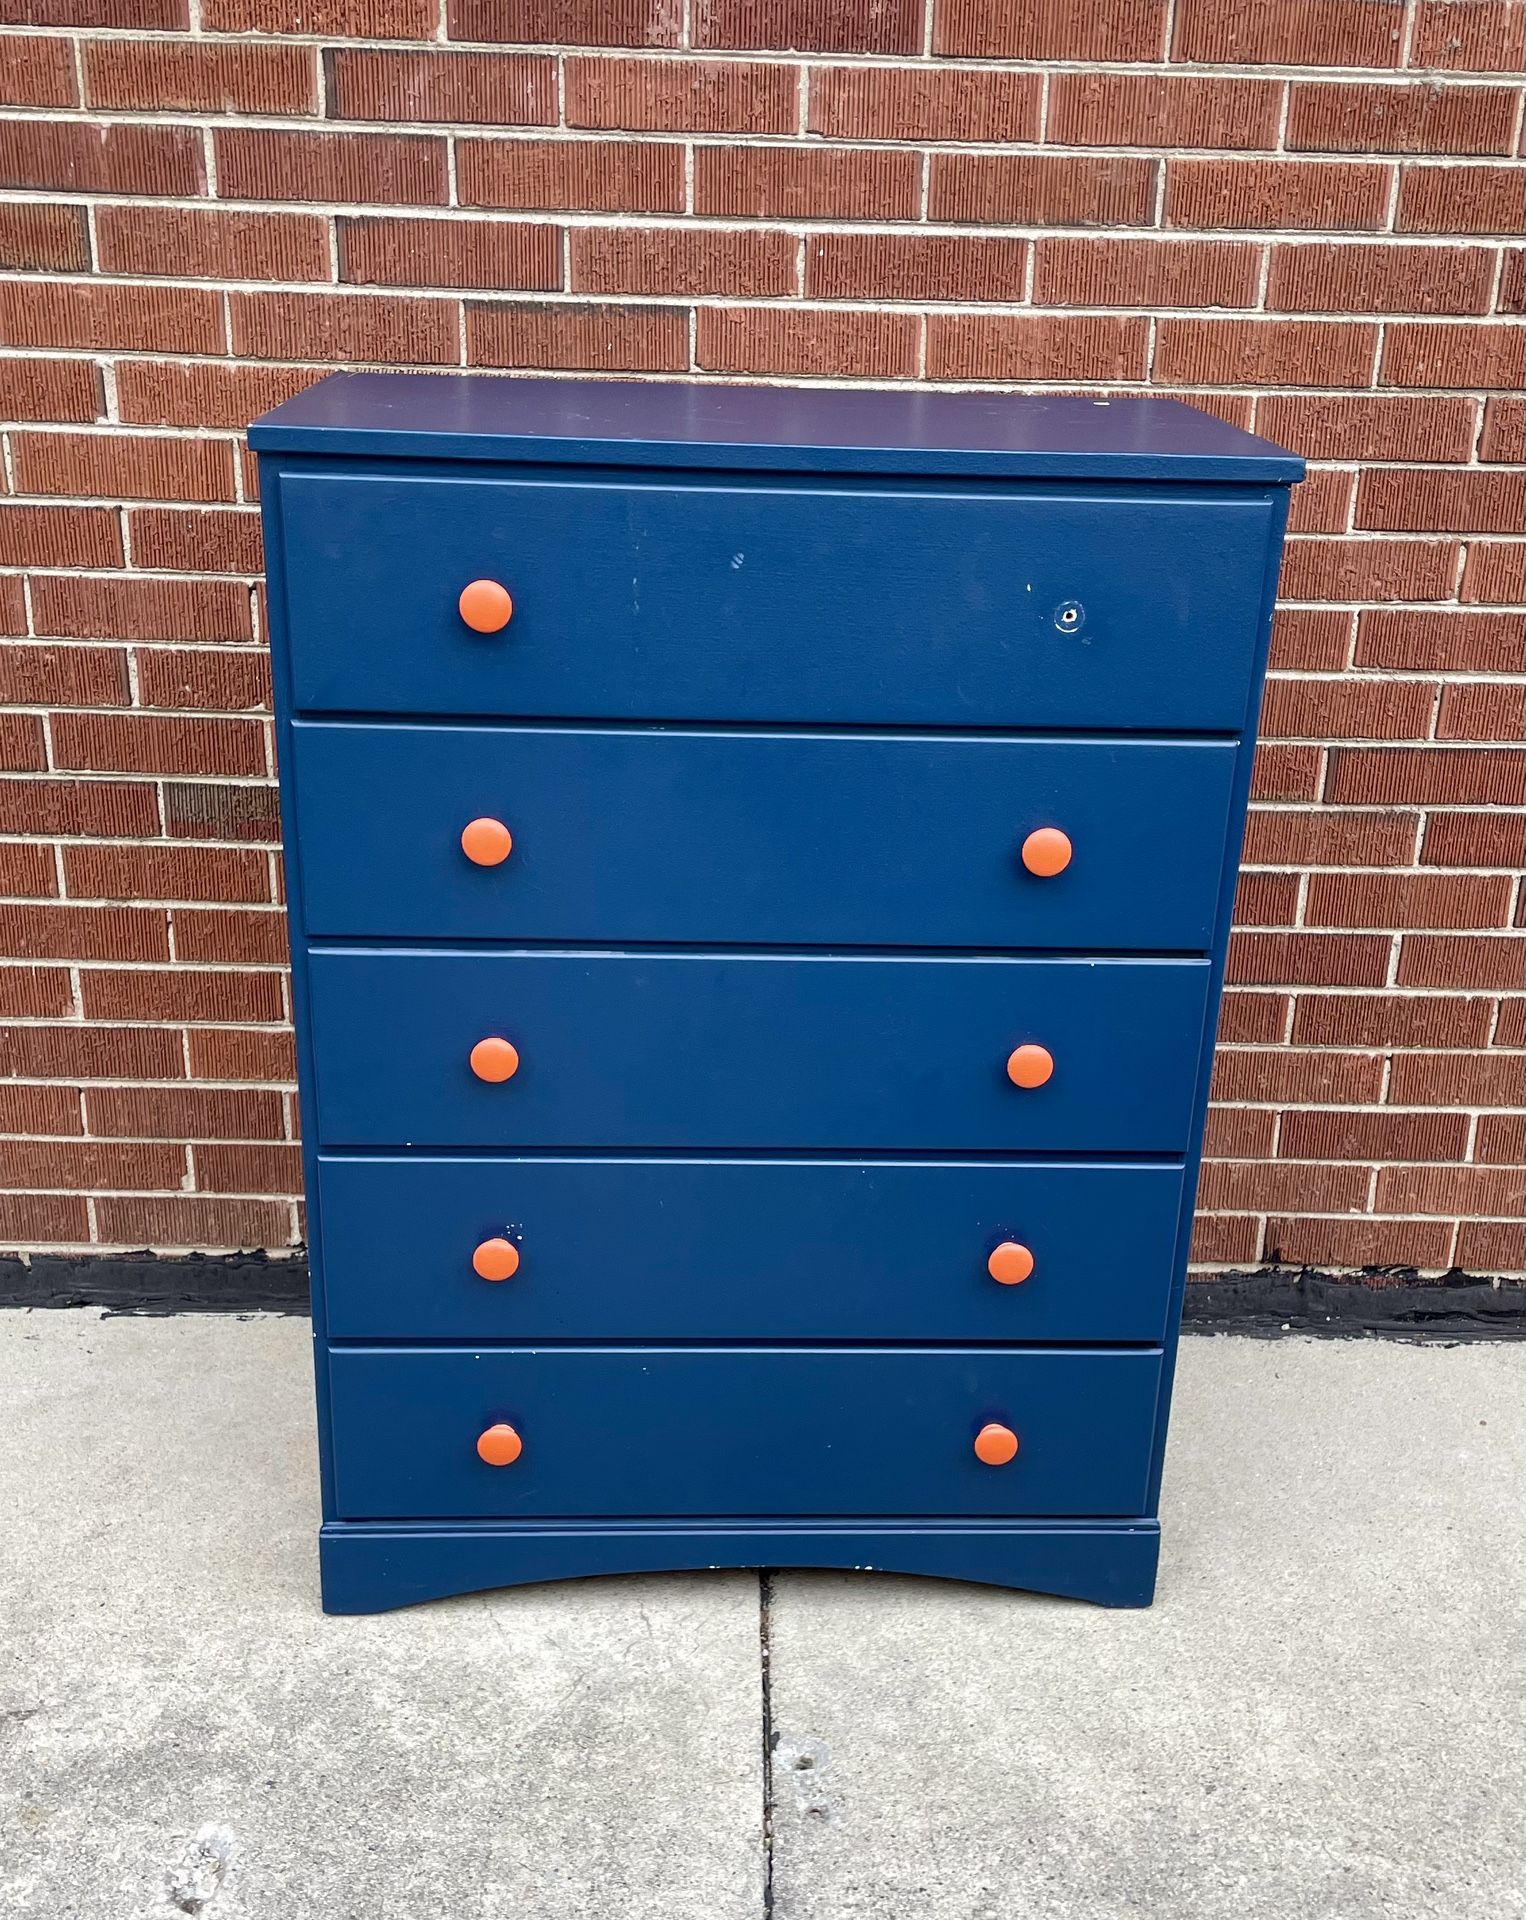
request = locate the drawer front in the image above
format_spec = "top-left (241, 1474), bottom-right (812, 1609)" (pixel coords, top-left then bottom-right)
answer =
top-left (276, 469), bottom-right (1275, 730)
top-left (317, 1157), bottom-right (1184, 1342)
top-left (327, 1346), bottom-right (1163, 1519)
top-left (307, 951), bottom-right (1210, 1151)
top-left (293, 724), bottom-right (1236, 951)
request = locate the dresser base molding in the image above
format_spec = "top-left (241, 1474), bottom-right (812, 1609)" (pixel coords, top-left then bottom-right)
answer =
top-left (317, 1518), bottom-right (1160, 1614)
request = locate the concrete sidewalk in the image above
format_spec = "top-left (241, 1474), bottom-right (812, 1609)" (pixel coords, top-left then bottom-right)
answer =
top-left (1, 1312), bottom-right (1521, 1919)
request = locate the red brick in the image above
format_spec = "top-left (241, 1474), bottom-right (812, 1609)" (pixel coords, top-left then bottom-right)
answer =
top-left (1197, 1159), bottom-right (1370, 1212)
top-left (810, 65), bottom-right (1040, 142)
top-left (1289, 82), bottom-right (1519, 155)
top-left (1251, 745), bottom-right (1323, 801)
top-left (1227, 931), bottom-right (1392, 987)
top-left (0, 1195), bottom-right (89, 1243)
top-left (0, 358), bottom-right (101, 424)
top-left (228, 290), bottom-right (458, 366)
top-left (128, 508), bottom-right (262, 577)
top-left (1456, 1220), bottom-right (1526, 1272)
top-left (96, 1194), bottom-right (294, 1247)
top-left (0, 965), bottom-right (72, 1019)
top-left (64, 842), bottom-right (269, 905)
top-left (0, 842), bottom-right (56, 897)
top-left (1156, 319), bottom-right (1377, 389)
top-left (935, 0), bottom-right (1167, 59)
top-left (926, 314), bottom-right (1149, 383)
top-left (1479, 397), bottom-right (1525, 461)
top-left (134, 649), bottom-right (271, 714)
top-left (1387, 1051), bottom-right (1524, 1108)
top-left (1261, 677), bottom-right (1434, 741)
top-left (13, 433), bottom-right (237, 505)
top-left (0, 715), bottom-right (46, 772)
top-left (0, 33), bottom-right (77, 106)
top-left (1230, 871), bottom-right (1302, 925)
top-left (1174, 0), bottom-right (1405, 65)
top-left (1396, 165), bottom-right (1526, 234)
top-left (455, 0), bottom-right (680, 37)
top-left (1203, 1106), bottom-right (1279, 1158)
top-left (81, 966), bottom-right (284, 1023)
top-left (0, 1139), bottom-right (187, 1189)
top-left (84, 37), bottom-right (317, 114)
top-left (1398, 932), bottom-right (1524, 988)
top-left (568, 57), bottom-right (798, 133)
top-left (1, 0), bottom-right (185, 19)
top-left (0, 119), bottom-right (203, 196)
top-left (1267, 608), bottom-right (1353, 670)
top-left (1216, 992), bottom-right (1290, 1043)
top-left (52, 712), bottom-right (263, 778)
top-left (339, 217), bottom-right (559, 292)
top-left (467, 301), bottom-right (687, 373)
top-left (30, 577), bottom-right (252, 645)
top-left (187, 1027), bottom-right (296, 1082)
top-left (0, 641), bottom-right (128, 706)
top-left (1383, 322), bottom-right (1523, 388)
top-left (163, 782), bottom-right (280, 844)
top-left (1326, 747), bottom-right (1524, 807)
top-left (1286, 470), bottom-right (1356, 534)
top-left (1477, 1110), bottom-right (1525, 1163)
top-left (1280, 1108), bottom-right (1469, 1162)
top-left (0, 1024), bottom-right (185, 1082)
top-left (97, 207), bottom-right (330, 284)
top-left (1436, 681), bottom-right (1526, 741)
top-left (459, 138), bottom-right (684, 214)
top-left (692, 0), bottom-right (920, 53)
top-left (0, 281), bottom-right (223, 355)
top-left (574, 226), bottom-right (795, 297)
top-left (1, 902), bottom-right (168, 962)
top-left (1267, 241), bottom-right (1496, 316)
top-left (1356, 609), bottom-right (1520, 672)
top-left (1504, 251), bottom-right (1526, 314)
top-left (1033, 238), bottom-right (1259, 309)
top-left (207, 0), bottom-right (432, 30)
top-left (1460, 542), bottom-right (1523, 606)
top-left (808, 233), bottom-right (1028, 304)
top-left (1212, 1047), bottom-right (1384, 1104)
top-left (170, 907), bottom-right (289, 965)
top-left (1187, 1213), bottom-right (1262, 1265)
top-left (1243, 807), bottom-right (1419, 867)
top-left (1421, 810), bottom-right (1526, 867)
top-left (116, 363), bottom-right (318, 431)
top-left (1306, 870), bottom-right (1513, 928)
top-left (1258, 394), bottom-right (1478, 462)
top-left (1409, 0), bottom-right (1526, 71)
top-left (0, 202), bottom-right (89, 273)
top-left (216, 128), bottom-right (447, 207)
top-left (930, 153), bottom-right (1156, 228)
top-left (1358, 469), bottom-right (1525, 534)
top-left (1265, 1215), bottom-right (1455, 1269)
top-left (0, 1080), bottom-right (80, 1135)
top-left (696, 145), bottom-right (919, 220)
top-left (1280, 538), bottom-right (1461, 605)
top-left (0, 505), bottom-right (121, 570)
top-left (697, 307), bottom-right (918, 379)
top-left (1294, 993), bottom-right (1495, 1048)
top-left (0, 777), bottom-right (158, 839)
top-left (1050, 72), bottom-right (1282, 149)
top-left (192, 1142), bottom-right (303, 1195)
top-left (328, 48), bottom-right (556, 125)
top-left (1166, 159), bottom-right (1391, 232)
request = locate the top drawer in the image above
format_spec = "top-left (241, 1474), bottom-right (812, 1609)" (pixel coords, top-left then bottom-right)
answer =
top-left (272, 468), bottom-right (1277, 730)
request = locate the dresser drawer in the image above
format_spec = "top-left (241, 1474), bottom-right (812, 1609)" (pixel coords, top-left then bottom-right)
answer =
top-left (275, 469), bottom-right (1276, 730)
top-left (327, 1346), bottom-right (1163, 1519)
top-left (317, 1156), bottom-right (1183, 1342)
top-left (293, 723), bottom-right (1236, 951)
top-left (307, 950), bottom-right (1209, 1151)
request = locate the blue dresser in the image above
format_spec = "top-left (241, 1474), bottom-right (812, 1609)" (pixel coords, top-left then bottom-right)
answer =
top-left (251, 374), bottom-right (1300, 1614)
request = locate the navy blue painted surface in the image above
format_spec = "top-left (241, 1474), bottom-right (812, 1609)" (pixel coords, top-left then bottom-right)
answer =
top-left (279, 470), bottom-right (1275, 731)
top-left (251, 372), bottom-right (1303, 483)
top-left (326, 1346), bottom-right (1164, 1519)
top-left (293, 723), bottom-right (1237, 950)
top-left (317, 1156), bottom-right (1184, 1342)
top-left (307, 950), bottom-right (1210, 1151)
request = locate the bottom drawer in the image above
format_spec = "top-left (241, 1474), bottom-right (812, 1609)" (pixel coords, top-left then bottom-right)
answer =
top-left (327, 1346), bottom-right (1163, 1520)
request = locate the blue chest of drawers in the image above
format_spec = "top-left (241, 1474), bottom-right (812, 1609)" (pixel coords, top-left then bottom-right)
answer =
top-left (251, 373), bottom-right (1300, 1615)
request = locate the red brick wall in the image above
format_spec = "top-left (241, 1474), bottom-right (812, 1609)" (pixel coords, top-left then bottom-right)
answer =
top-left (1, 0), bottom-right (1522, 1276)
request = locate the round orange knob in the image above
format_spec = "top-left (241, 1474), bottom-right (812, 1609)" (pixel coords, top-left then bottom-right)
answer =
top-left (470, 1037), bottom-right (519, 1083)
top-left (461, 817), bottom-right (513, 866)
top-left (987, 1241), bottom-right (1035, 1286)
top-left (476, 1422), bottom-right (522, 1466)
top-left (472, 1237), bottom-right (520, 1282)
top-left (1021, 827), bottom-right (1073, 877)
top-left (974, 1423), bottom-right (1019, 1467)
top-left (459, 579), bottom-right (513, 633)
top-left (1006, 1044), bottom-right (1054, 1089)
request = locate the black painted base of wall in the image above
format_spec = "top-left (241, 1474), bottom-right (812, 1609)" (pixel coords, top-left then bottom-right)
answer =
top-left (1, 1250), bottom-right (1523, 1337)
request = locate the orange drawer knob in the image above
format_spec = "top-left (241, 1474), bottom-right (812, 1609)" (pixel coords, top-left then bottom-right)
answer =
top-left (974, 1423), bottom-right (1020, 1467)
top-left (988, 1241), bottom-right (1035, 1286)
top-left (1021, 827), bottom-right (1073, 877)
top-left (472, 1238), bottom-right (520, 1282)
top-left (1006, 1044), bottom-right (1054, 1089)
top-left (476, 1422), bottom-right (523, 1466)
top-left (461, 817), bottom-right (513, 866)
top-left (459, 579), bottom-right (513, 633)
top-left (470, 1037), bottom-right (520, 1083)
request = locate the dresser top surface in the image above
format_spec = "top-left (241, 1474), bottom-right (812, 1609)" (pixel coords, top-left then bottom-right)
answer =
top-left (250, 372), bottom-right (1302, 483)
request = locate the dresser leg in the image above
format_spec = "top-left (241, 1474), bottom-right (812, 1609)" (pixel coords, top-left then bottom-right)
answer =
top-left (317, 1520), bottom-right (1160, 1615)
